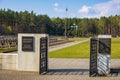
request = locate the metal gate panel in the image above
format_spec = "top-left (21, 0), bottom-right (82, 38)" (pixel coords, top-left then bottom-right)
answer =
top-left (99, 38), bottom-right (111, 54)
top-left (98, 38), bottom-right (111, 75)
top-left (39, 37), bottom-right (48, 74)
top-left (90, 38), bottom-right (98, 77)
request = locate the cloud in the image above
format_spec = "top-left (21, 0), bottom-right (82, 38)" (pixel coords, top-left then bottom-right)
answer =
top-left (93, 0), bottom-right (120, 17)
top-left (78, 5), bottom-right (91, 14)
top-left (78, 0), bottom-right (120, 18)
top-left (53, 2), bottom-right (59, 7)
top-left (54, 7), bottom-right (64, 12)
top-left (53, 2), bottom-right (65, 12)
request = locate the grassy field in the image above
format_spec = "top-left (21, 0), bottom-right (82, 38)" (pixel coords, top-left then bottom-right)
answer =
top-left (0, 48), bottom-right (17, 53)
top-left (49, 38), bottom-right (90, 58)
top-left (49, 38), bottom-right (120, 58)
top-left (111, 38), bottom-right (120, 58)
top-left (68, 37), bottom-right (88, 41)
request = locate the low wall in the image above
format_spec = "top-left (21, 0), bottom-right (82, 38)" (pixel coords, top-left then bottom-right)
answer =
top-left (0, 55), bottom-right (2, 69)
top-left (0, 53), bottom-right (18, 70)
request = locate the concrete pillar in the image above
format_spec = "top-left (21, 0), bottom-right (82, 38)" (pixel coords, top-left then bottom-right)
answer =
top-left (18, 33), bottom-right (48, 73)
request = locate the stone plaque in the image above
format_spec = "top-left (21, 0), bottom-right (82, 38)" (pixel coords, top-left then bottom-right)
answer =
top-left (22, 37), bottom-right (34, 51)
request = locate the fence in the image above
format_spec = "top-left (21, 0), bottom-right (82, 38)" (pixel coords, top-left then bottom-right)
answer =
top-left (0, 35), bottom-right (69, 49)
top-left (0, 35), bottom-right (17, 49)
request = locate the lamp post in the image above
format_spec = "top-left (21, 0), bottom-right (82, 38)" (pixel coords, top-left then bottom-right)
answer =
top-left (75, 25), bottom-right (78, 36)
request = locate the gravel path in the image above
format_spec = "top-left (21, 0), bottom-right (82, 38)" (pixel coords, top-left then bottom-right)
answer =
top-left (49, 39), bottom-right (89, 52)
top-left (0, 58), bottom-right (120, 80)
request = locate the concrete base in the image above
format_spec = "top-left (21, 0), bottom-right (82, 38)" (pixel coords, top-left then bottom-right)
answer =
top-left (0, 53), bottom-right (18, 70)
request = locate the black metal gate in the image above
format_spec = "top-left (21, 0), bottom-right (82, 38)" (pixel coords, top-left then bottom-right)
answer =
top-left (90, 38), bottom-right (98, 77)
top-left (90, 37), bottom-right (111, 77)
top-left (99, 38), bottom-right (111, 54)
top-left (39, 37), bottom-right (48, 74)
top-left (97, 38), bottom-right (111, 75)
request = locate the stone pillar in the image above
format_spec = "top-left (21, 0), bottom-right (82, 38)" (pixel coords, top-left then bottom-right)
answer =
top-left (18, 33), bottom-right (48, 73)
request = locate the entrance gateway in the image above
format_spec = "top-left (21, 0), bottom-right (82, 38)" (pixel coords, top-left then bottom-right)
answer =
top-left (19, 34), bottom-right (111, 76)
top-left (0, 33), bottom-right (112, 76)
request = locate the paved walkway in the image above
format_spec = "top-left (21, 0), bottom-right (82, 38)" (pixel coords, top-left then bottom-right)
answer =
top-left (49, 39), bottom-right (89, 52)
top-left (1, 58), bottom-right (120, 80)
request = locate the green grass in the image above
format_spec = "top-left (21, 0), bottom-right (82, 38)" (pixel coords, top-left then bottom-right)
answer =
top-left (68, 37), bottom-right (88, 41)
top-left (49, 39), bottom-right (90, 58)
top-left (49, 38), bottom-right (120, 58)
top-left (111, 38), bottom-right (120, 58)
top-left (0, 48), bottom-right (17, 53)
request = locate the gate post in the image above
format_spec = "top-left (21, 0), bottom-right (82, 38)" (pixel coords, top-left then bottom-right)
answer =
top-left (18, 33), bottom-right (48, 74)
top-left (90, 35), bottom-right (111, 77)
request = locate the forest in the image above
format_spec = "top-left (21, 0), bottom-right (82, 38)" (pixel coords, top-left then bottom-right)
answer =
top-left (0, 9), bottom-right (120, 37)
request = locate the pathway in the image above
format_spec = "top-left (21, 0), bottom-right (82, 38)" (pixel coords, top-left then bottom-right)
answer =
top-left (0, 58), bottom-right (120, 80)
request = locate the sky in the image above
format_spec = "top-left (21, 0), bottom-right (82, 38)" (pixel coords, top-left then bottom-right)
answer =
top-left (0, 0), bottom-right (120, 18)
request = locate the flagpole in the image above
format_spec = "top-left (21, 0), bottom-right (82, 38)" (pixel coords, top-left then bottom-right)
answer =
top-left (65, 8), bottom-right (68, 40)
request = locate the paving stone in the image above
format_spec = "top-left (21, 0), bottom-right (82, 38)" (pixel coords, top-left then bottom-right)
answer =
top-left (0, 58), bottom-right (120, 80)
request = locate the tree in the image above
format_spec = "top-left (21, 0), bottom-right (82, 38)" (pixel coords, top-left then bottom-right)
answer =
top-left (52, 17), bottom-right (64, 35)
top-left (0, 9), bottom-right (119, 37)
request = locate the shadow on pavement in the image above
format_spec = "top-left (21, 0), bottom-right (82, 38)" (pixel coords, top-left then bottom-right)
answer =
top-left (46, 69), bottom-right (89, 75)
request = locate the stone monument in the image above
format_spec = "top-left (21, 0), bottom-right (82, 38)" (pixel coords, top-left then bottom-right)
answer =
top-left (18, 33), bottom-right (48, 74)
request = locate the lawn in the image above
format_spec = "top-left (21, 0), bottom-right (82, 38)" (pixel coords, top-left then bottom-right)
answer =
top-left (49, 38), bottom-right (90, 58)
top-left (111, 38), bottom-right (120, 58)
top-left (49, 38), bottom-right (120, 58)
top-left (68, 37), bottom-right (88, 41)
top-left (0, 48), bottom-right (17, 53)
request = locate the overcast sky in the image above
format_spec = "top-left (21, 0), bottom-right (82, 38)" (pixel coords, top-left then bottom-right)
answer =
top-left (0, 0), bottom-right (120, 18)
